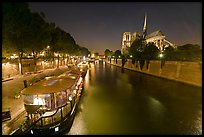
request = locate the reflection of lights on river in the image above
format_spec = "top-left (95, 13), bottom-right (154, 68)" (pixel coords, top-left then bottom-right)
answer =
top-left (90, 63), bottom-right (95, 83)
top-left (148, 96), bottom-right (164, 110)
top-left (147, 96), bottom-right (165, 118)
top-left (103, 60), bottom-right (106, 65)
top-left (84, 69), bottom-right (90, 91)
top-left (55, 60), bottom-right (58, 65)
top-left (18, 63), bottom-right (22, 74)
top-left (194, 110), bottom-right (202, 135)
top-left (68, 107), bottom-right (87, 135)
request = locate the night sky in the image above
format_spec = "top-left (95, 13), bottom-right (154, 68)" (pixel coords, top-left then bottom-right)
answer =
top-left (28, 2), bottom-right (201, 54)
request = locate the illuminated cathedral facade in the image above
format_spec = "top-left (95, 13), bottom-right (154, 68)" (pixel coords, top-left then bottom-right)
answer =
top-left (121, 14), bottom-right (176, 55)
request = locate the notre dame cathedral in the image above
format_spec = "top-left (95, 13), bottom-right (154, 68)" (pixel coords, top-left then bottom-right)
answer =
top-left (121, 14), bottom-right (176, 55)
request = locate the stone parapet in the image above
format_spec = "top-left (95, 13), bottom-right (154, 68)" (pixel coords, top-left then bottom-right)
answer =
top-left (106, 59), bottom-right (202, 87)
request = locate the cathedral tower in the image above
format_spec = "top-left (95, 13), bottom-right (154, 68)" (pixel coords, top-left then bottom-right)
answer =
top-left (142, 13), bottom-right (147, 39)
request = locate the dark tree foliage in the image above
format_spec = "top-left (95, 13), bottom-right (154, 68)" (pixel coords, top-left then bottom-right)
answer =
top-left (104, 49), bottom-right (113, 58)
top-left (176, 44), bottom-right (201, 61)
top-left (3, 2), bottom-right (89, 66)
top-left (79, 47), bottom-right (90, 57)
top-left (128, 36), bottom-right (146, 60)
top-left (3, 2), bottom-right (32, 74)
top-left (144, 42), bottom-right (160, 60)
top-left (113, 50), bottom-right (121, 59)
top-left (163, 46), bottom-right (175, 61)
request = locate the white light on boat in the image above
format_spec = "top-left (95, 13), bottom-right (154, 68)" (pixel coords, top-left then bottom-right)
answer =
top-left (33, 97), bottom-right (45, 105)
top-left (77, 77), bottom-right (83, 85)
top-left (55, 126), bottom-right (59, 132)
top-left (68, 96), bottom-right (72, 101)
top-left (83, 56), bottom-right (86, 61)
top-left (31, 130), bottom-right (33, 134)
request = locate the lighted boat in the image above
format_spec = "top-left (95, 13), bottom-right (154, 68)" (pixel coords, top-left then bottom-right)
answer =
top-left (14, 68), bottom-right (85, 135)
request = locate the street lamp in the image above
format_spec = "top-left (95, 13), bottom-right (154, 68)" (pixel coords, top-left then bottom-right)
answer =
top-left (159, 53), bottom-right (163, 58)
top-left (159, 53), bottom-right (164, 69)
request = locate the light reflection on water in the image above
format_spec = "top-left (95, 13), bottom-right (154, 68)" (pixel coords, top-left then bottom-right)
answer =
top-left (68, 61), bottom-right (202, 135)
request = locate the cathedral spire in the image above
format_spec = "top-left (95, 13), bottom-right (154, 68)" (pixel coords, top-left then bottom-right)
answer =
top-left (143, 13), bottom-right (147, 38)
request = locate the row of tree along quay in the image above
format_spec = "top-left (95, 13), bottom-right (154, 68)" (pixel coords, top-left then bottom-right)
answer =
top-left (3, 2), bottom-right (91, 75)
top-left (104, 35), bottom-right (202, 70)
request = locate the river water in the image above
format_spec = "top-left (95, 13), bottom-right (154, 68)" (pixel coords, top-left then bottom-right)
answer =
top-left (67, 60), bottom-right (202, 135)
top-left (2, 59), bottom-right (201, 135)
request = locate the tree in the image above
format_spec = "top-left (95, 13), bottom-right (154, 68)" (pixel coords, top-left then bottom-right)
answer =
top-left (128, 36), bottom-right (146, 60)
top-left (28, 12), bottom-right (51, 71)
top-left (163, 46), bottom-right (175, 61)
top-left (112, 50), bottom-right (121, 64)
top-left (128, 36), bottom-right (146, 69)
top-left (113, 50), bottom-right (121, 59)
top-left (104, 49), bottom-right (113, 58)
top-left (3, 2), bottom-right (32, 74)
top-left (143, 42), bottom-right (160, 69)
top-left (176, 44), bottom-right (201, 61)
top-left (144, 42), bottom-right (160, 60)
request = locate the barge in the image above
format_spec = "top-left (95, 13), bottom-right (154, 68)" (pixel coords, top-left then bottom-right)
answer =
top-left (12, 67), bottom-right (87, 135)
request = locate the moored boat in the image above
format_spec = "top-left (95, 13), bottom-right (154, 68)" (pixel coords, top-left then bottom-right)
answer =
top-left (12, 68), bottom-right (86, 135)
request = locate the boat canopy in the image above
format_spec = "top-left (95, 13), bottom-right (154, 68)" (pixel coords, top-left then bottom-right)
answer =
top-left (22, 71), bottom-right (81, 95)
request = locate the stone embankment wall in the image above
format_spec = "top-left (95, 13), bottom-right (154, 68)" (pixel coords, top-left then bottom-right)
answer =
top-left (106, 59), bottom-right (202, 87)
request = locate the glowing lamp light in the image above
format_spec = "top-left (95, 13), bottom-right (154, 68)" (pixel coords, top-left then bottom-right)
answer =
top-left (83, 56), bottom-right (86, 61)
top-left (159, 53), bottom-right (163, 58)
top-left (130, 55), bottom-right (133, 58)
top-left (55, 127), bottom-right (59, 132)
top-left (68, 96), bottom-right (72, 101)
top-left (91, 54), bottom-right (95, 58)
top-left (40, 53), bottom-right (44, 56)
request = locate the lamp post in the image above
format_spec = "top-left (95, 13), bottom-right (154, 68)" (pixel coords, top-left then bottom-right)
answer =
top-left (159, 53), bottom-right (164, 69)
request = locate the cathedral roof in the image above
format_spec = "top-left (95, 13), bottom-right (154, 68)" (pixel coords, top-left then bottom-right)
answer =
top-left (146, 30), bottom-right (164, 39)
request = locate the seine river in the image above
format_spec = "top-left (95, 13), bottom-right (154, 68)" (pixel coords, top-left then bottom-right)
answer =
top-left (66, 60), bottom-right (201, 135)
top-left (2, 59), bottom-right (201, 135)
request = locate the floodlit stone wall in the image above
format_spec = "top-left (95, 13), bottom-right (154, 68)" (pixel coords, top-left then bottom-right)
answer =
top-left (106, 59), bottom-right (202, 87)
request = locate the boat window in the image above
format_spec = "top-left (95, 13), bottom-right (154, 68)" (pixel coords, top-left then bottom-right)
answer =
top-left (23, 95), bottom-right (34, 105)
top-left (56, 91), bottom-right (67, 107)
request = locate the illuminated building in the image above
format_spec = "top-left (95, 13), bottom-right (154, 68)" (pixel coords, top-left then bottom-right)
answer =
top-left (121, 14), bottom-right (176, 54)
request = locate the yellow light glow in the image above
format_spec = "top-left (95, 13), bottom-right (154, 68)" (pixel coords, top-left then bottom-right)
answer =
top-left (91, 54), bottom-right (95, 58)
top-left (159, 53), bottom-right (163, 58)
